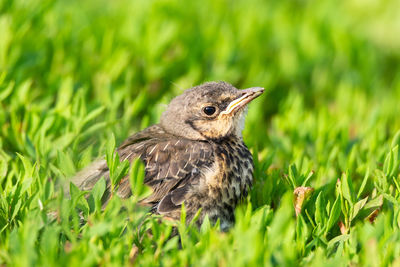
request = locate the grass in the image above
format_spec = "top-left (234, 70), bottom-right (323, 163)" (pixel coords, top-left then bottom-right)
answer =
top-left (1, 0), bottom-right (400, 265)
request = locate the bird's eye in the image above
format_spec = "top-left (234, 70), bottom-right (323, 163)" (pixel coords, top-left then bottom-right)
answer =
top-left (203, 106), bottom-right (216, 116)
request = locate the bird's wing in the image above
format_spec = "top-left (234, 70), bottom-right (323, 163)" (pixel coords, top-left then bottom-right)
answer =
top-left (69, 124), bottom-right (214, 214)
top-left (119, 131), bottom-right (214, 214)
top-left (137, 138), bottom-right (213, 214)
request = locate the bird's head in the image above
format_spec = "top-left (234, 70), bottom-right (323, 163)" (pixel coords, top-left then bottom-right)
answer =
top-left (160, 81), bottom-right (264, 141)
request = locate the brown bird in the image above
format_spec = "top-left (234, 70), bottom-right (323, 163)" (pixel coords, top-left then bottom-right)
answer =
top-left (71, 81), bottom-right (264, 230)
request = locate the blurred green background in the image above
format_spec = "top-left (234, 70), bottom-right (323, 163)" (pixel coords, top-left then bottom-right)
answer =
top-left (1, 0), bottom-right (400, 265)
top-left (2, 0), bottom-right (400, 119)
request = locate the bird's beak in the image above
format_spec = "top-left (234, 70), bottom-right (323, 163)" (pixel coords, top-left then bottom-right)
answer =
top-left (220, 87), bottom-right (264, 115)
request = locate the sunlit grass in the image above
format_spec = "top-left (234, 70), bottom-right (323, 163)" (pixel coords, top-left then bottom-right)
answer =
top-left (1, 0), bottom-right (400, 265)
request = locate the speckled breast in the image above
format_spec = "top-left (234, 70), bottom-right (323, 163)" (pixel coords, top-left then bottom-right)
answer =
top-left (199, 137), bottom-right (254, 229)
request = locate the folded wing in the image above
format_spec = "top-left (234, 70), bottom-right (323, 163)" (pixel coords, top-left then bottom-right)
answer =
top-left (70, 124), bottom-right (214, 214)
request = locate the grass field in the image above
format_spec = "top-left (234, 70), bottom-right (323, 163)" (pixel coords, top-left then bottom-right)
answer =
top-left (1, 0), bottom-right (400, 265)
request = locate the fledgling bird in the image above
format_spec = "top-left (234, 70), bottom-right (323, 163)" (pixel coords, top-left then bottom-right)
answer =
top-left (71, 81), bottom-right (264, 230)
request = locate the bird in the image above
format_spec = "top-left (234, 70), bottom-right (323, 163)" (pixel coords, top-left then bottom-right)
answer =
top-left (70, 81), bottom-right (264, 230)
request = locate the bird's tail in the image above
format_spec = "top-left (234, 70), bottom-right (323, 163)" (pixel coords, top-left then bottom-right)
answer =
top-left (64, 159), bottom-right (109, 197)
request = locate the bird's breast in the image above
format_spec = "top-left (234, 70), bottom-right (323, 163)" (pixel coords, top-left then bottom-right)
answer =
top-left (205, 138), bottom-right (254, 205)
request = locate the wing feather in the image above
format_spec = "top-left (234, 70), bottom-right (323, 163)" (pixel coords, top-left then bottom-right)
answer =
top-left (69, 124), bottom-right (214, 214)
